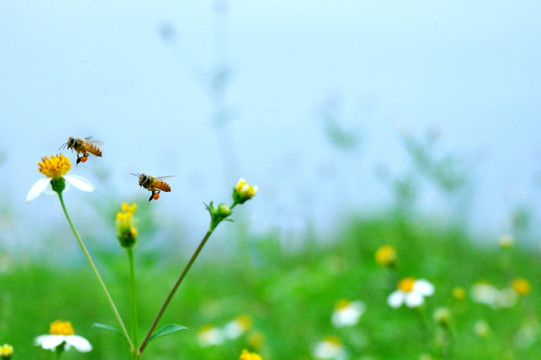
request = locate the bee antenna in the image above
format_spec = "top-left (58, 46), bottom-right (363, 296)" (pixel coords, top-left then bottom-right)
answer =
top-left (59, 143), bottom-right (67, 150)
top-left (130, 173), bottom-right (140, 177)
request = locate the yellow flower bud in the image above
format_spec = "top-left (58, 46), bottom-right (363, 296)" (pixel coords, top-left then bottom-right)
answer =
top-left (233, 178), bottom-right (258, 204)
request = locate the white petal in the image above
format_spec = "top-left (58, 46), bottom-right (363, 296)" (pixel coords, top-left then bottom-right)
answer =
top-left (496, 288), bottom-right (517, 308)
top-left (34, 335), bottom-right (50, 346)
top-left (66, 335), bottom-right (92, 352)
top-left (197, 328), bottom-right (224, 347)
top-left (414, 279), bottom-right (435, 296)
top-left (64, 175), bottom-right (95, 192)
top-left (471, 283), bottom-right (498, 305)
top-left (313, 339), bottom-right (345, 359)
top-left (332, 301), bottom-right (365, 327)
top-left (43, 182), bottom-right (58, 195)
top-left (405, 293), bottom-right (424, 307)
top-left (35, 335), bottom-right (65, 350)
top-left (387, 291), bottom-right (405, 308)
top-left (26, 178), bottom-right (52, 202)
top-left (223, 321), bottom-right (243, 339)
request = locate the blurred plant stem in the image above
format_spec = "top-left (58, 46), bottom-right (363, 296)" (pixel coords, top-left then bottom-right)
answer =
top-left (128, 247), bottom-right (138, 358)
top-left (56, 192), bottom-right (133, 350)
top-left (210, 4), bottom-right (240, 187)
top-left (414, 306), bottom-right (433, 346)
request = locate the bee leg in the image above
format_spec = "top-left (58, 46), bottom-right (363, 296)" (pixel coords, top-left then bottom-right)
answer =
top-left (148, 191), bottom-right (155, 203)
top-left (76, 155), bottom-right (81, 165)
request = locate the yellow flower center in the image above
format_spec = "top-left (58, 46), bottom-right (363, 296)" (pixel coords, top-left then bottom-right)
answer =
top-left (375, 245), bottom-right (396, 266)
top-left (0, 344), bottom-right (13, 357)
top-left (323, 336), bottom-right (342, 345)
top-left (38, 154), bottom-right (72, 179)
top-left (452, 287), bottom-right (466, 300)
top-left (239, 349), bottom-right (263, 360)
top-left (398, 277), bottom-right (416, 293)
top-left (49, 320), bottom-right (75, 336)
top-left (247, 331), bottom-right (265, 349)
top-left (512, 278), bottom-right (531, 296)
top-left (335, 299), bottom-right (351, 310)
top-left (198, 325), bottom-right (217, 334)
top-left (235, 314), bottom-right (253, 330)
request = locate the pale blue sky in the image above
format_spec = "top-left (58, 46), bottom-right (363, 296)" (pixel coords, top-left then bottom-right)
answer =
top-left (1, 1), bottom-right (541, 252)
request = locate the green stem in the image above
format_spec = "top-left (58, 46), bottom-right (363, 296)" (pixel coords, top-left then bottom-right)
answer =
top-left (414, 306), bottom-right (432, 344)
top-left (128, 247), bottom-right (138, 357)
top-left (54, 341), bottom-right (65, 359)
top-left (57, 192), bottom-right (134, 350)
top-left (138, 229), bottom-right (214, 356)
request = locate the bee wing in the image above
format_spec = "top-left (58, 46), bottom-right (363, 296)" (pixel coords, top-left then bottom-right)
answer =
top-left (156, 176), bottom-right (175, 180)
top-left (83, 136), bottom-right (104, 147)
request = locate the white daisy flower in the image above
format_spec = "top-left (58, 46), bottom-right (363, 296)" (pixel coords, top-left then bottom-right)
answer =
top-left (471, 283), bottom-right (517, 308)
top-left (26, 154), bottom-right (94, 202)
top-left (314, 336), bottom-right (346, 359)
top-left (331, 299), bottom-right (365, 327)
top-left (35, 320), bottom-right (91, 353)
top-left (197, 325), bottom-right (224, 347)
top-left (388, 278), bottom-right (435, 308)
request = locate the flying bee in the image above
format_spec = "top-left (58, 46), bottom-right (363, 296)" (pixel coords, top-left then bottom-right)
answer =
top-left (131, 173), bottom-right (172, 203)
top-left (60, 136), bottom-right (103, 165)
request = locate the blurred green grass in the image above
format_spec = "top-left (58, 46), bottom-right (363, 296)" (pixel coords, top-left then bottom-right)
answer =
top-left (1, 213), bottom-right (540, 359)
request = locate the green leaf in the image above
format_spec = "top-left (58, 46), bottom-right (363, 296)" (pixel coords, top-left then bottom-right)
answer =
top-left (149, 324), bottom-right (188, 342)
top-left (92, 323), bottom-right (130, 344)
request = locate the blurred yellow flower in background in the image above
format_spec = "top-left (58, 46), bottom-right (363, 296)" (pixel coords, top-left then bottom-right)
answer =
top-left (375, 245), bottom-right (397, 268)
top-left (452, 287), bottom-right (466, 301)
top-left (239, 349), bottom-right (263, 360)
top-left (0, 344), bottom-right (13, 359)
top-left (512, 278), bottom-right (531, 296)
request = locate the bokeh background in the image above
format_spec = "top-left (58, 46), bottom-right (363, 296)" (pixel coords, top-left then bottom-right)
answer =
top-left (1, 1), bottom-right (541, 359)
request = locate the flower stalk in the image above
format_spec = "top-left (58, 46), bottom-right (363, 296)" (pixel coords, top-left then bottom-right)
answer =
top-left (57, 192), bottom-right (133, 350)
top-left (128, 247), bottom-right (138, 356)
top-left (138, 178), bottom-right (257, 356)
top-left (138, 228), bottom-right (214, 356)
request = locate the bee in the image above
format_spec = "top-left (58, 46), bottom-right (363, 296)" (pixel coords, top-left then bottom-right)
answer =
top-left (61, 136), bottom-right (103, 164)
top-left (131, 173), bottom-right (172, 203)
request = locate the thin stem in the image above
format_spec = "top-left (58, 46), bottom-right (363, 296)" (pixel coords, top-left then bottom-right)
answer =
top-left (138, 229), bottom-right (214, 356)
top-left (57, 192), bottom-right (134, 350)
top-left (414, 306), bottom-right (432, 344)
top-left (128, 247), bottom-right (138, 357)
